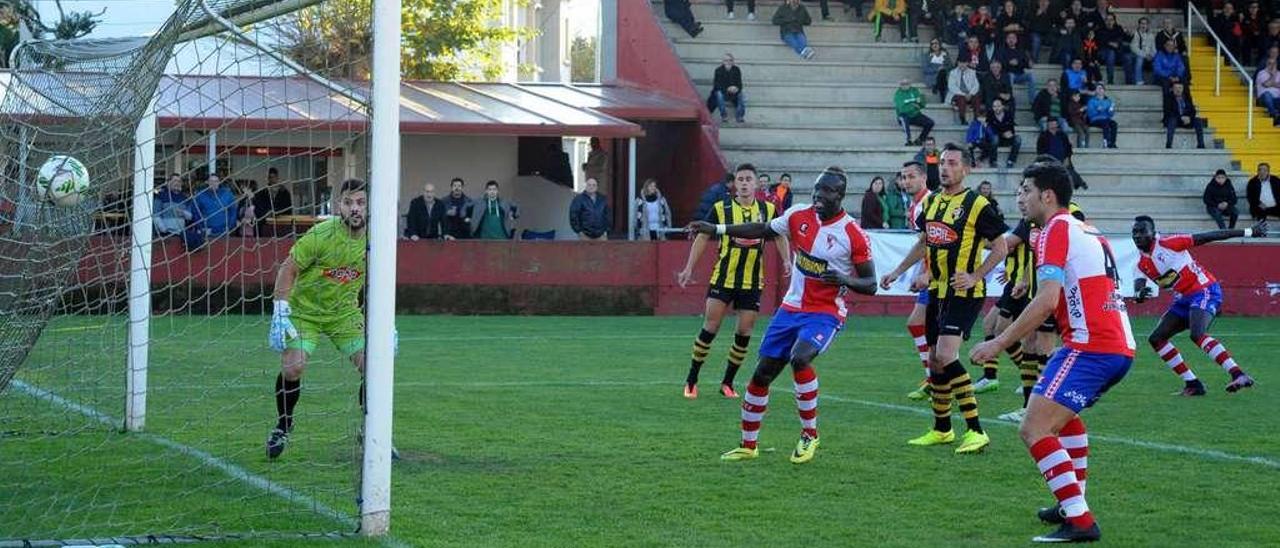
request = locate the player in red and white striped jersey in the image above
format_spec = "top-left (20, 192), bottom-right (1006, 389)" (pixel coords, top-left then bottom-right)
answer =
top-left (688, 168), bottom-right (878, 465)
top-left (971, 159), bottom-right (1135, 543)
top-left (1131, 216), bottom-right (1268, 395)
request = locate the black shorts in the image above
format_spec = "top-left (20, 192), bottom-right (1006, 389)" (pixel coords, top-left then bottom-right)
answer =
top-left (997, 285), bottom-right (1029, 319)
top-left (707, 286), bottom-right (762, 312)
top-left (1038, 314), bottom-right (1058, 333)
top-left (925, 295), bottom-right (985, 346)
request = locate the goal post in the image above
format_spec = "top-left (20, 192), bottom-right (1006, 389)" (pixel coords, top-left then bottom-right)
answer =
top-left (126, 97), bottom-right (157, 433)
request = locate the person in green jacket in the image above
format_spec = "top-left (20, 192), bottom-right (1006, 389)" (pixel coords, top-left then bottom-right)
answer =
top-left (884, 173), bottom-right (909, 228)
top-left (894, 79), bottom-right (935, 146)
top-left (772, 0), bottom-right (815, 59)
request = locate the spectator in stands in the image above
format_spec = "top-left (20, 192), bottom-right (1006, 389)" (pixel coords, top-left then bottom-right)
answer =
top-left (944, 4), bottom-right (969, 46)
top-left (1065, 89), bottom-right (1090, 147)
top-left (773, 0), bottom-right (816, 59)
top-left (1163, 81), bottom-right (1206, 149)
top-left (988, 98), bottom-right (1022, 168)
top-left (1257, 57), bottom-right (1280, 126)
top-left (967, 5), bottom-right (996, 46)
top-left (1204, 169), bottom-right (1240, 229)
top-left (913, 135), bottom-right (942, 189)
top-left (806, 0), bottom-right (834, 21)
top-left (712, 53), bottom-right (747, 123)
top-left (1156, 17), bottom-right (1187, 54)
top-left (235, 180), bottom-right (262, 237)
top-left (541, 142), bottom-right (574, 186)
top-left (443, 177), bottom-right (474, 240)
top-left (570, 177), bottom-right (612, 240)
top-left (885, 172), bottom-right (908, 228)
top-left (1085, 83), bottom-right (1118, 148)
top-left (1062, 57), bottom-right (1095, 96)
top-left (194, 174), bottom-right (238, 239)
top-left (473, 181), bottom-right (518, 240)
top-left (1054, 16), bottom-right (1083, 67)
top-left (250, 177), bottom-right (273, 232)
top-left (756, 173), bottom-right (772, 203)
top-left (1028, 0), bottom-right (1056, 62)
top-left (1036, 117), bottom-right (1073, 163)
top-left (959, 34), bottom-right (989, 72)
top-left (977, 180), bottom-right (1005, 221)
top-left (922, 38), bottom-right (953, 101)
top-left (725, 0), bottom-right (757, 20)
top-left (1129, 17), bottom-right (1157, 85)
top-left (895, 78), bottom-right (934, 145)
top-left (1079, 29), bottom-right (1106, 84)
top-left (1096, 14), bottom-right (1131, 85)
top-left (861, 176), bottom-right (889, 228)
top-left (1212, 2), bottom-right (1244, 62)
top-left (1258, 21), bottom-right (1280, 65)
top-left (1241, 2), bottom-right (1264, 65)
top-left (1247, 162), bottom-right (1280, 220)
top-left (996, 0), bottom-right (1025, 37)
top-left (695, 172), bottom-right (732, 221)
top-left (981, 59), bottom-right (1015, 112)
top-left (153, 175), bottom-right (193, 238)
top-left (868, 0), bottom-right (907, 42)
top-left (1033, 77), bottom-right (1070, 131)
top-left (947, 57), bottom-right (982, 124)
top-left (994, 32), bottom-right (1038, 106)
top-left (771, 173), bottom-right (794, 209)
top-left (1152, 38), bottom-right (1188, 89)
top-left (1077, 0), bottom-right (1105, 32)
top-left (583, 137), bottom-right (609, 191)
top-left (266, 168), bottom-right (292, 216)
top-left (1260, 45), bottom-right (1280, 80)
top-left (636, 178), bottom-right (673, 240)
top-left (965, 108), bottom-right (998, 167)
top-left (665, 0), bottom-right (704, 37)
top-left (404, 182), bottom-right (445, 240)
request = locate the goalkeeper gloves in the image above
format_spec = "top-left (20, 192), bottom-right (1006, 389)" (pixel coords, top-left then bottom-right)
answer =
top-left (269, 300), bottom-right (299, 352)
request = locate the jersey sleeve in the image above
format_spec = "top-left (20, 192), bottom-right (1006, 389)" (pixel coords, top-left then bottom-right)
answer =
top-left (1012, 219), bottom-right (1032, 245)
top-left (769, 204), bottom-right (805, 238)
top-left (1159, 234), bottom-right (1194, 252)
top-left (846, 223), bottom-right (873, 264)
top-left (289, 224), bottom-right (322, 270)
top-left (703, 200), bottom-right (722, 224)
top-left (974, 200), bottom-right (1009, 241)
top-left (1036, 218), bottom-right (1069, 270)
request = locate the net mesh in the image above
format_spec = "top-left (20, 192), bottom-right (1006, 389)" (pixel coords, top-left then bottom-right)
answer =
top-left (0, 0), bottom-right (378, 542)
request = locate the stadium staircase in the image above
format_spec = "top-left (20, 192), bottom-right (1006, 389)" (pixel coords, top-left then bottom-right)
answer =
top-left (652, 0), bottom-right (1236, 232)
top-left (1188, 35), bottom-right (1280, 172)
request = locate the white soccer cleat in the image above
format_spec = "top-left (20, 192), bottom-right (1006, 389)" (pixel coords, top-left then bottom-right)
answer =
top-left (997, 408), bottom-right (1027, 423)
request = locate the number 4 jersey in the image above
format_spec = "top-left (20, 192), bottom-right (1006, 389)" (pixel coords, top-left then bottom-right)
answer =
top-left (768, 204), bottom-right (873, 321)
top-left (1037, 210), bottom-right (1135, 357)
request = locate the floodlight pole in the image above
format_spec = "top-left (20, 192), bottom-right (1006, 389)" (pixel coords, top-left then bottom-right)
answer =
top-left (362, 0), bottom-right (400, 537)
top-left (126, 98), bottom-right (157, 432)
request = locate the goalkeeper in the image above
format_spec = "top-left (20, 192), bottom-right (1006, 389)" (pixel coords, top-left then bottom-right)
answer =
top-left (266, 178), bottom-right (376, 460)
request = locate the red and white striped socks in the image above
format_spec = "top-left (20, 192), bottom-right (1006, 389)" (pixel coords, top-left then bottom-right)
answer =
top-left (1030, 434), bottom-right (1095, 529)
top-left (1059, 416), bottom-right (1089, 494)
top-left (794, 367), bottom-right (819, 439)
top-left (1193, 335), bottom-right (1244, 377)
top-left (740, 382), bottom-right (769, 449)
top-left (1151, 339), bottom-right (1197, 381)
top-left (908, 324), bottom-right (930, 381)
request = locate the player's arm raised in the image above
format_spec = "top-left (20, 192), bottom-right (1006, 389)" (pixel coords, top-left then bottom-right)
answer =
top-left (1190, 219), bottom-right (1268, 246)
top-left (686, 220), bottom-right (778, 240)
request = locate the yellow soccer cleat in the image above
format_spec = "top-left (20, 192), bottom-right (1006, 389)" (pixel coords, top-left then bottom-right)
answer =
top-left (907, 429), bottom-right (956, 446)
top-left (789, 435), bottom-right (820, 464)
top-left (906, 381), bottom-right (932, 401)
top-left (720, 446), bottom-right (759, 462)
top-left (955, 430), bottom-right (991, 454)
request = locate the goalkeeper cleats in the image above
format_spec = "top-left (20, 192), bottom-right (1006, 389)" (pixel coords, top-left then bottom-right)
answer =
top-left (907, 429), bottom-right (955, 446)
top-left (789, 434), bottom-right (820, 464)
top-left (955, 429), bottom-right (990, 454)
top-left (266, 427), bottom-right (289, 460)
top-left (720, 446), bottom-right (759, 461)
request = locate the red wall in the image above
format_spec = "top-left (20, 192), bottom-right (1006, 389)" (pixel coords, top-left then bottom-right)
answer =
top-left (78, 238), bottom-right (1280, 316)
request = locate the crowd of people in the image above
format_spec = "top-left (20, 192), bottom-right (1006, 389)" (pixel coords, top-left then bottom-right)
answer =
top-left (152, 167), bottom-right (294, 248)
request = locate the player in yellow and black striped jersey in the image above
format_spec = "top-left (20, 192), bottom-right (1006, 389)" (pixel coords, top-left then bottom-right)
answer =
top-left (677, 163), bottom-right (789, 400)
top-left (881, 144), bottom-right (1008, 454)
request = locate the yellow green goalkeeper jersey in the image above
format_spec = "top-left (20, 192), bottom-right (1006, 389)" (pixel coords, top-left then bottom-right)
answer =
top-left (288, 217), bottom-right (367, 320)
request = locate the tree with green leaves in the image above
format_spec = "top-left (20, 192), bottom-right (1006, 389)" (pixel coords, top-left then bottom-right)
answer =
top-left (6, 0), bottom-right (103, 42)
top-left (280, 0), bottom-right (530, 81)
top-left (569, 35), bottom-right (596, 83)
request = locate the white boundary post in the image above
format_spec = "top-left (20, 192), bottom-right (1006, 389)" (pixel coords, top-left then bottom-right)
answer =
top-left (126, 98), bottom-right (157, 432)
top-left (362, 0), bottom-right (400, 536)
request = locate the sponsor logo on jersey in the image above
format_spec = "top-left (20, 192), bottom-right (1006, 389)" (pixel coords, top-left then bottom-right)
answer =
top-left (324, 266), bottom-right (362, 284)
top-left (925, 221), bottom-right (959, 246)
top-left (1155, 269), bottom-right (1180, 289)
top-left (794, 249), bottom-right (829, 278)
top-left (732, 236), bottom-right (763, 247)
top-left (798, 222), bottom-right (811, 236)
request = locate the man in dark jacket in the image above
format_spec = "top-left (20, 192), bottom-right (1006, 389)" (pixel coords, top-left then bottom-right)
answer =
top-left (980, 60), bottom-right (1016, 113)
top-left (1162, 81), bottom-right (1205, 149)
top-left (570, 177), bottom-right (612, 240)
top-left (1203, 169), bottom-right (1239, 229)
top-left (711, 53), bottom-right (747, 123)
top-left (404, 182), bottom-right (446, 240)
top-left (695, 172), bottom-right (733, 221)
top-left (773, 0), bottom-right (815, 59)
top-left (993, 32), bottom-right (1038, 106)
top-left (1246, 162), bottom-right (1280, 220)
top-left (473, 180), bottom-right (519, 240)
top-left (664, 0), bottom-right (703, 37)
top-left (442, 177), bottom-right (474, 240)
top-left (988, 98), bottom-right (1021, 168)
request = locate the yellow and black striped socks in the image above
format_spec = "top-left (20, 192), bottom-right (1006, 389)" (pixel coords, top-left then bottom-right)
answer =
top-left (722, 334), bottom-right (750, 386)
top-left (686, 329), bottom-right (716, 385)
top-left (979, 335), bottom-right (1001, 380)
top-left (929, 369), bottom-right (954, 433)
top-left (1019, 353), bottom-right (1041, 406)
top-left (946, 361), bottom-right (983, 434)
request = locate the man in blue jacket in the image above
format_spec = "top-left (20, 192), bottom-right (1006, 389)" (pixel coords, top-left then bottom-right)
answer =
top-left (1085, 84), bottom-right (1119, 148)
top-left (569, 178), bottom-right (612, 240)
top-left (695, 172), bottom-right (733, 222)
top-left (194, 174), bottom-right (239, 238)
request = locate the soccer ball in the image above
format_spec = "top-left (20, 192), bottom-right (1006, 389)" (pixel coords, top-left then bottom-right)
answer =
top-left (36, 155), bottom-right (91, 206)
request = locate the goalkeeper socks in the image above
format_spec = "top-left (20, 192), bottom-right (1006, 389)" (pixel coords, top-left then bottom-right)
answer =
top-left (946, 361), bottom-right (982, 434)
top-left (687, 329), bottom-right (717, 385)
top-left (979, 335), bottom-right (999, 380)
top-left (275, 373), bottom-right (301, 432)
top-left (722, 334), bottom-right (751, 386)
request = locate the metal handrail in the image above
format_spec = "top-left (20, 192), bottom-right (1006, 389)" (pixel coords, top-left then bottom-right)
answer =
top-left (1187, 3), bottom-right (1254, 139)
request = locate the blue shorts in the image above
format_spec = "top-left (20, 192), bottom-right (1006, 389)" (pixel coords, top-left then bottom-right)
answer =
top-left (1167, 282), bottom-right (1222, 320)
top-left (759, 309), bottom-right (844, 360)
top-left (1033, 348), bottom-right (1133, 414)
top-left (915, 289), bottom-right (930, 306)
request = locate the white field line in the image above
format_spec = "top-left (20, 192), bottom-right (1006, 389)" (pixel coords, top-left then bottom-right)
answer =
top-left (133, 331), bottom-right (1280, 344)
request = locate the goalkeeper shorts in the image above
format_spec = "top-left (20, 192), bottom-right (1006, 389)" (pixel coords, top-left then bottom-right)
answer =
top-left (287, 313), bottom-right (365, 356)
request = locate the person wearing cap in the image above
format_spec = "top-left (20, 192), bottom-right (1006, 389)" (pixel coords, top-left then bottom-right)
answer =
top-left (894, 79), bottom-right (935, 146)
top-left (1203, 169), bottom-right (1240, 229)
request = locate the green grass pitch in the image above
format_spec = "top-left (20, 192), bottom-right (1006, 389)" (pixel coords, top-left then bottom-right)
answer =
top-left (2, 314), bottom-right (1278, 547)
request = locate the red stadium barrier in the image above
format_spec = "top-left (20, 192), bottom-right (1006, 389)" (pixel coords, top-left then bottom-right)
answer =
top-left (77, 237), bottom-right (1280, 316)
